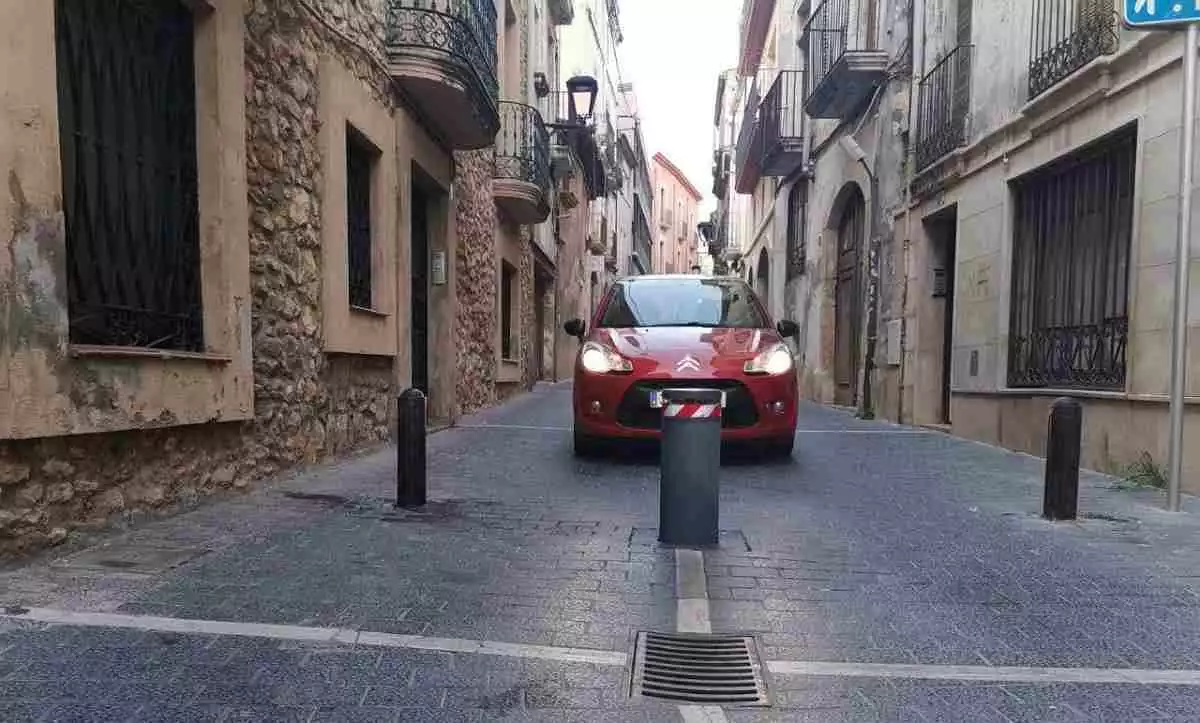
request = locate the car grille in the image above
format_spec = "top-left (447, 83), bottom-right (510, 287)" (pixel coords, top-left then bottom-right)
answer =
top-left (615, 380), bottom-right (760, 430)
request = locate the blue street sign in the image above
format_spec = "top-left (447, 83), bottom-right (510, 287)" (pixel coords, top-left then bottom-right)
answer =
top-left (1124, 0), bottom-right (1200, 27)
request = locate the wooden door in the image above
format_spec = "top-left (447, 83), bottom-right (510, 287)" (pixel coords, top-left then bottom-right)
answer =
top-left (834, 190), bottom-right (865, 406)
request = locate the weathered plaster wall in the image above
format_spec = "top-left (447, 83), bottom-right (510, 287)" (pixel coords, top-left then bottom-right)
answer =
top-left (540, 278), bottom-right (555, 380)
top-left (0, 0), bottom-right (253, 441)
top-left (0, 0), bottom-right (398, 554)
top-left (554, 178), bottom-right (591, 381)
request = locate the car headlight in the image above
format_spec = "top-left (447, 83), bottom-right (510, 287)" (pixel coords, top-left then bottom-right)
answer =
top-left (744, 343), bottom-right (793, 375)
top-left (580, 341), bottom-right (633, 374)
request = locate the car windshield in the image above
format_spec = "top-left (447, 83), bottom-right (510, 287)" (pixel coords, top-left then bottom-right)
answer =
top-left (597, 278), bottom-right (769, 328)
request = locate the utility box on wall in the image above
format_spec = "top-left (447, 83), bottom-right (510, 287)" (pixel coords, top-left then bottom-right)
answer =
top-left (885, 319), bottom-right (902, 366)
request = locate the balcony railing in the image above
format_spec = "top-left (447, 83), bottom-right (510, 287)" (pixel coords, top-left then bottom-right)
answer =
top-left (547, 0), bottom-right (573, 25)
top-left (634, 198), bottom-right (653, 273)
top-left (385, 0), bottom-right (499, 147)
top-left (800, 0), bottom-right (887, 120)
top-left (1028, 0), bottom-right (1118, 100)
top-left (633, 234), bottom-right (652, 273)
top-left (734, 71), bottom-right (805, 193)
top-left (712, 148), bottom-right (731, 197)
top-left (544, 91), bottom-right (606, 199)
top-left (733, 78), bottom-right (764, 194)
top-left (915, 45), bottom-right (972, 171)
top-left (758, 70), bottom-right (806, 175)
top-left (495, 102), bottom-right (550, 193)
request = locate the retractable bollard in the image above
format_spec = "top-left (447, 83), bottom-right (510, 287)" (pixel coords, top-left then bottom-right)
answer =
top-left (659, 387), bottom-right (724, 547)
top-left (397, 388), bottom-right (427, 508)
top-left (1043, 396), bottom-right (1082, 521)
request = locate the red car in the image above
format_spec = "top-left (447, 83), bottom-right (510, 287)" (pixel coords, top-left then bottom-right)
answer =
top-left (563, 274), bottom-right (800, 459)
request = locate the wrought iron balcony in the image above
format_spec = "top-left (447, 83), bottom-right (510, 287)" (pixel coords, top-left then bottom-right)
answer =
top-left (734, 71), bottom-right (806, 194)
top-left (547, 0), bottom-right (573, 25)
top-left (1028, 0), bottom-right (1118, 100)
top-left (385, 0), bottom-right (499, 150)
top-left (494, 101), bottom-right (551, 224)
top-left (712, 148), bottom-right (731, 197)
top-left (758, 70), bottom-right (806, 176)
top-left (800, 0), bottom-right (888, 120)
top-left (545, 91), bottom-right (607, 200)
top-left (706, 212), bottom-right (728, 258)
top-left (915, 45), bottom-right (973, 171)
top-left (733, 78), bottom-right (763, 194)
top-left (633, 200), bottom-right (653, 273)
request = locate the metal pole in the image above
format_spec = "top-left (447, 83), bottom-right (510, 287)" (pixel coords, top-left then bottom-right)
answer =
top-left (1168, 24), bottom-right (1199, 512)
top-left (397, 388), bottom-right (427, 508)
top-left (1044, 397), bottom-right (1082, 521)
top-left (659, 387), bottom-right (724, 548)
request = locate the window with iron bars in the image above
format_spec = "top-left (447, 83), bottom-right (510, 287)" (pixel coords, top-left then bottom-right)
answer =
top-left (500, 262), bottom-right (517, 359)
top-left (346, 125), bottom-right (378, 310)
top-left (1007, 124), bottom-right (1134, 391)
top-left (1027, 0), bottom-right (1118, 100)
top-left (786, 181), bottom-right (807, 279)
top-left (55, 0), bottom-right (203, 351)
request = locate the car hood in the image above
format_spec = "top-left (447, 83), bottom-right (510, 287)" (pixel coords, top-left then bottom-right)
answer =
top-left (597, 326), bottom-right (778, 362)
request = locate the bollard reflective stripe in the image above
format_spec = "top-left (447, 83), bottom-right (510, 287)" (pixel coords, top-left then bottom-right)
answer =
top-left (663, 403), bottom-right (722, 420)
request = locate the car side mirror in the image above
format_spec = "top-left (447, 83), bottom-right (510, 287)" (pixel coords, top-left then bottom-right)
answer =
top-left (563, 318), bottom-right (586, 338)
top-left (776, 319), bottom-right (799, 339)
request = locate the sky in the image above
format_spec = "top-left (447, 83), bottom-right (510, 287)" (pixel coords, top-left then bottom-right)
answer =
top-left (617, 0), bottom-right (741, 218)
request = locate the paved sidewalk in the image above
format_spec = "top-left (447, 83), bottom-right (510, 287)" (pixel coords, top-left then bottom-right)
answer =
top-left (2, 382), bottom-right (1200, 720)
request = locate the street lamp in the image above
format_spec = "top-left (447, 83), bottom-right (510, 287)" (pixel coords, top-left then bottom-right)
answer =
top-left (544, 76), bottom-right (599, 133)
top-left (566, 75), bottom-right (598, 125)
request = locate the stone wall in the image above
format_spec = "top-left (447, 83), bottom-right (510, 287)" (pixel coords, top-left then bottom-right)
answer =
top-left (454, 150), bottom-right (499, 416)
top-left (519, 228), bottom-right (537, 390)
top-left (218, 0), bottom-right (398, 469)
top-left (0, 0), bottom-right (398, 556)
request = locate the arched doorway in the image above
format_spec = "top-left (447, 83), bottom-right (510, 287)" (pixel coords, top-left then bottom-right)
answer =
top-left (755, 248), bottom-right (770, 304)
top-left (834, 187), bottom-right (865, 406)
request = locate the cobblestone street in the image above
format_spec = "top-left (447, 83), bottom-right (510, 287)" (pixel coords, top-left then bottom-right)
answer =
top-left (5, 383), bottom-right (1200, 721)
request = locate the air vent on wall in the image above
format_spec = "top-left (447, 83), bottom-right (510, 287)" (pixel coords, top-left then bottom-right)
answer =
top-left (932, 267), bottom-right (947, 298)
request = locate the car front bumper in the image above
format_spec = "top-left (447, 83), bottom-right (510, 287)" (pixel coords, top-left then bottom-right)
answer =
top-left (573, 373), bottom-right (798, 440)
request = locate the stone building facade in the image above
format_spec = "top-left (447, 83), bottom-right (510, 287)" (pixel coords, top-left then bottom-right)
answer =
top-left (893, 1), bottom-right (1200, 490)
top-left (722, 0), bottom-right (1200, 492)
top-left (0, 0), bottom-right (605, 555)
top-left (651, 153), bottom-right (703, 275)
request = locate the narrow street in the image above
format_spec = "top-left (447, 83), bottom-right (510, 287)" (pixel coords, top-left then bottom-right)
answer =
top-left (4, 384), bottom-right (1200, 722)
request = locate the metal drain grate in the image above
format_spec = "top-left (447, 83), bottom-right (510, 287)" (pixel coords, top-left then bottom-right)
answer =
top-left (630, 631), bottom-right (770, 706)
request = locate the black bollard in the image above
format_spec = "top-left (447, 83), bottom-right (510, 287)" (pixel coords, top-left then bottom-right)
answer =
top-left (397, 388), bottom-right (427, 508)
top-left (659, 387), bottom-right (724, 547)
top-left (1043, 396), bottom-right (1082, 521)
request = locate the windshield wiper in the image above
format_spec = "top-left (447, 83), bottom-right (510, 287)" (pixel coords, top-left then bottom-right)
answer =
top-left (635, 322), bottom-right (714, 328)
top-left (636, 322), bottom-right (756, 328)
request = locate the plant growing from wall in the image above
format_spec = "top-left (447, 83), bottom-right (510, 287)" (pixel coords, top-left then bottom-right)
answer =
top-left (1119, 451), bottom-right (1168, 490)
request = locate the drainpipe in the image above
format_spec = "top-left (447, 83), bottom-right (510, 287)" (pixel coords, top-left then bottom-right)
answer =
top-left (897, 0), bottom-right (924, 424)
top-left (840, 116), bottom-right (886, 420)
top-left (859, 167), bottom-right (882, 421)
